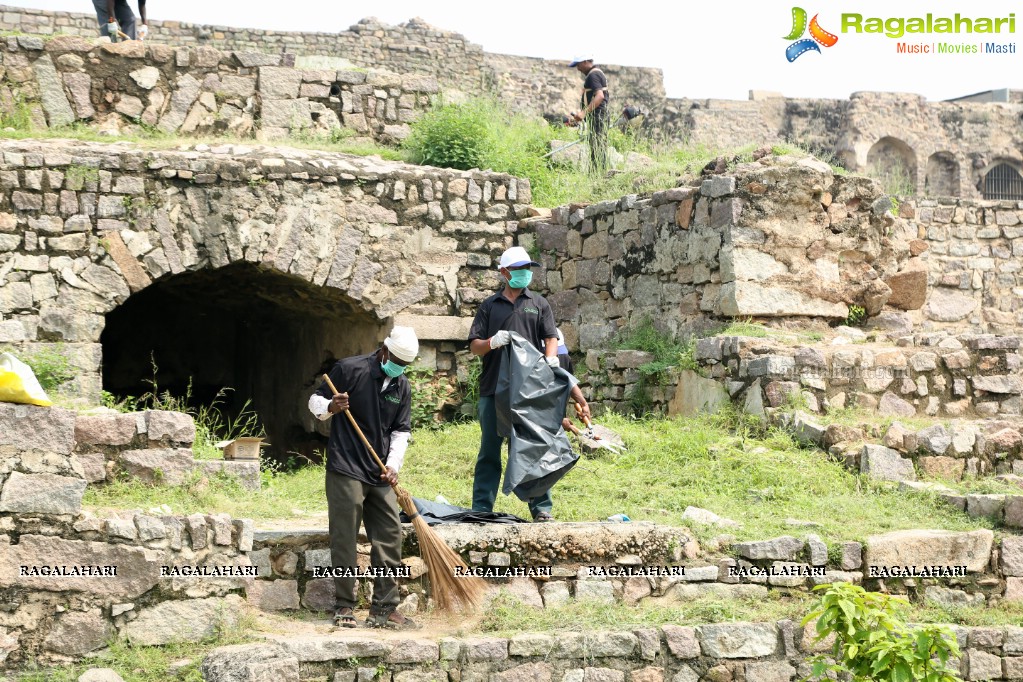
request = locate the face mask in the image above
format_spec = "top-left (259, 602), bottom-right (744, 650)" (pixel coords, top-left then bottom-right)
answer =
top-left (380, 360), bottom-right (406, 378)
top-left (507, 269), bottom-right (533, 289)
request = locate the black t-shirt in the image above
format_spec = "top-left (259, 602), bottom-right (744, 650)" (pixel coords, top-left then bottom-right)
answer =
top-left (314, 353), bottom-right (411, 486)
top-left (583, 67), bottom-right (609, 112)
top-left (468, 288), bottom-right (558, 397)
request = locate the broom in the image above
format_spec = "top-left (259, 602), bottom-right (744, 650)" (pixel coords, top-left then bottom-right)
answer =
top-left (322, 374), bottom-right (487, 613)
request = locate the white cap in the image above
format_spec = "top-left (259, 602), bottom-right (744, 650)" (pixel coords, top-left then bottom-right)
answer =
top-left (384, 326), bottom-right (419, 363)
top-left (568, 56), bottom-right (593, 67)
top-left (498, 246), bottom-right (540, 270)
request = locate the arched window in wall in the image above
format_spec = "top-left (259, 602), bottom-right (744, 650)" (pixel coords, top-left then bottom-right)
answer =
top-left (982, 162), bottom-right (1023, 200)
top-left (866, 137), bottom-right (917, 195)
top-left (924, 152), bottom-right (959, 197)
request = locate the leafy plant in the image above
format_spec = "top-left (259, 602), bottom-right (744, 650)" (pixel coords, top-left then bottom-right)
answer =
top-left (405, 366), bottom-right (456, 431)
top-left (404, 98), bottom-right (494, 170)
top-left (1, 344), bottom-right (75, 392)
top-left (801, 583), bottom-right (962, 682)
top-left (845, 305), bottom-right (867, 327)
top-left (613, 317), bottom-right (693, 413)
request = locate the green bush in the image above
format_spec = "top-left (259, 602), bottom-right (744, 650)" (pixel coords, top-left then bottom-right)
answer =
top-left (405, 366), bottom-right (456, 431)
top-left (403, 99), bottom-right (495, 170)
top-left (802, 583), bottom-right (962, 682)
top-left (1, 344), bottom-right (75, 392)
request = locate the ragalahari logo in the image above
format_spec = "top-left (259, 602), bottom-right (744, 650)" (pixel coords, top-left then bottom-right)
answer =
top-left (784, 7), bottom-right (839, 61)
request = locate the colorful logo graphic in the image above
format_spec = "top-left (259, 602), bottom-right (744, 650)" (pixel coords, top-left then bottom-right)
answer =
top-left (784, 7), bottom-right (839, 61)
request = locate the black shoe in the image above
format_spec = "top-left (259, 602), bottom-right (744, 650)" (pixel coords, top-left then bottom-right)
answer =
top-left (532, 511), bottom-right (554, 522)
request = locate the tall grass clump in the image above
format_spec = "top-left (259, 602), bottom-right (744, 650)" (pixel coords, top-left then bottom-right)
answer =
top-left (403, 99), bottom-right (495, 170)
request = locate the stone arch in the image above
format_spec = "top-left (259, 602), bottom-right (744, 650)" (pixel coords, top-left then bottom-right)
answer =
top-left (924, 152), bottom-right (960, 197)
top-left (981, 160), bottom-right (1023, 200)
top-left (101, 262), bottom-right (384, 461)
top-left (866, 137), bottom-right (918, 195)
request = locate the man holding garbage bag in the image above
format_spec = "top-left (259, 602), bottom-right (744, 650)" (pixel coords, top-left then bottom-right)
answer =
top-left (467, 247), bottom-right (588, 522)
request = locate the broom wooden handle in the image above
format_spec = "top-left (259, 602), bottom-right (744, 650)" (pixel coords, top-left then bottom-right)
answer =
top-left (322, 374), bottom-right (389, 477)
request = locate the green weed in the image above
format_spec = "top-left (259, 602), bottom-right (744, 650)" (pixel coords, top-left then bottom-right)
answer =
top-left (0, 343), bottom-right (75, 392)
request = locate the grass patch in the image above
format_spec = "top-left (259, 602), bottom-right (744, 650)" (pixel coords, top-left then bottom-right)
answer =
top-left (83, 412), bottom-right (991, 544)
top-left (477, 590), bottom-right (1021, 634)
top-left (480, 591), bottom-right (810, 633)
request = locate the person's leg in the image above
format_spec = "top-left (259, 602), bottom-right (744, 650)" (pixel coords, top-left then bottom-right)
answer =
top-left (92, 0), bottom-right (111, 37)
top-left (326, 470), bottom-right (363, 611)
top-left (362, 483), bottom-right (402, 614)
top-left (591, 110), bottom-right (608, 174)
top-left (114, 0), bottom-right (136, 39)
top-left (528, 490), bottom-right (553, 519)
top-left (472, 395), bottom-right (504, 512)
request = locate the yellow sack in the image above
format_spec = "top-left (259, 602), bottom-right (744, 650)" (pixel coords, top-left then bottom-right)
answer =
top-left (0, 352), bottom-right (52, 407)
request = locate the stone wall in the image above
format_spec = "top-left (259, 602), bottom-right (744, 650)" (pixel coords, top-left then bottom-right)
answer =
top-left (0, 403), bottom-right (253, 666)
top-left (0, 7), bottom-right (663, 120)
top-left (201, 622), bottom-right (1023, 682)
top-left (74, 409), bottom-right (260, 490)
top-left (522, 156), bottom-right (908, 391)
top-left (0, 138), bottom-right (526, 455)
top-left (0, 36), bottom-right (440, 143)
top-left (905, 197), bottom-right (1023, 334)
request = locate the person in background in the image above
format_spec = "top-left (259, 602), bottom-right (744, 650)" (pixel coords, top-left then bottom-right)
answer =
top-left (469, 246), bottom-right (579, 522)
top-left (568, 56), bottom-right (610, 174)
top-left (308, 326), bottom-right (420, 630)
top-left (93, 0), bottom-right (147, 41)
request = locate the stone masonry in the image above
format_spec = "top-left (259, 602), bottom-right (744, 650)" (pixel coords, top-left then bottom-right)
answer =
top-left (2, 6), bottom-right (1021, 204)
top-left (0, 36), bottom-right (440, 144)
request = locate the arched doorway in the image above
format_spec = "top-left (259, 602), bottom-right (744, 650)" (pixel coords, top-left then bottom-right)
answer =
top-left (866, 137), bottom-right (917, 195)
top-left (101, 262), bottom-right (384, 463)
top-left (924, 152), bottom-right (960, 197)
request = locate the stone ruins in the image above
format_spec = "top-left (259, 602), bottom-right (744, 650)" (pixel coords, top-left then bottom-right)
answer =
top-left (1, 6), bottom-right (1022, 682)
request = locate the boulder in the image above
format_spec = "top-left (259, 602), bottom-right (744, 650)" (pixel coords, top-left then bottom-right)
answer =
top-left (668, 370), bottom-right (729, 416)
top-left (75, 413), bottom-right (137, 446)
top-left (865, 529), bottom-right (994, 573)
top-left (118, 448), bottom-right (195, 485)
top-left (200, 643), bottom-right (298, 682)
top-left (884, 270), bottom-right (927, 310)
top-left (733, 536), bottom-right (803, 561)
top-left (877, 392), bottom-right (916, 418)
top-left (0, 472), bottom-right (86, 514)
top-left (0, 403), bottom-right (76, 454)
top-left (860, 444), bottom-right (916, 482)
top-left (124, 596), bottom-right (244, 645)
top-left (44, 609), bottom-right (110, 656)
top-left (923, 288), bottom-right (978, 322)
top-left (145, 410), bottom-right (196, 443)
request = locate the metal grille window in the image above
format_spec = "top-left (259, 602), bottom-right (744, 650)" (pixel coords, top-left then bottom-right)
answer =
top-left (983, 163), bottom-right (1023, 200)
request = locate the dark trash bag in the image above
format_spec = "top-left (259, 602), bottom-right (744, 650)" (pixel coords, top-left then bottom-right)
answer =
top-left (399, 497), bottom-right (528, 525)
top-left (495, 332), bottom-right (579, 502)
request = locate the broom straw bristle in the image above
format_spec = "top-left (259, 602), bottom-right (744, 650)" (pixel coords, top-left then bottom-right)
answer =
top-left (395, 485), bottom-right (488, 612)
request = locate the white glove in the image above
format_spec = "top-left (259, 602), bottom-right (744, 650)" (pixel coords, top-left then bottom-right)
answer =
top-left (545, 356), bottom-right (560, 369)
top-left (137, 24), bottom-right (148, 40)
top-left (489, 330), bottom-right (511, 349)
top-left (107, 20), bottom-right (119, 39)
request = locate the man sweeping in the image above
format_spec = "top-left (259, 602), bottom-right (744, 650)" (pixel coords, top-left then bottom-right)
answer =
top-left (308, 326), bottom-right (420, 630)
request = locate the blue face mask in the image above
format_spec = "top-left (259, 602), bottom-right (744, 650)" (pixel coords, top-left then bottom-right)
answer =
top-left (381, 360), bottom-right (406, 378)
top-left (507, 269), bottom-right (533, 289)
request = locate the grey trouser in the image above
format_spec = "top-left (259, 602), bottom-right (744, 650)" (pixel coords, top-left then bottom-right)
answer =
top-left (325, 470), bottom-right (402, 612)
top-left (92, 0), bottom-right (136, 40)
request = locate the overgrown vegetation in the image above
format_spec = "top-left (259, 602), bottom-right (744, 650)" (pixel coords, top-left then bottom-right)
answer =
top-left (405, 366), bottom-right (456, 431)
top-left (611, 317), bottom-right (694, 413)
top-left (101, 358), bottom-right (265, 460)
top-left (803, 583), bottom-right (962, 682)
top-left (0, 343), bottom-right (75, 392)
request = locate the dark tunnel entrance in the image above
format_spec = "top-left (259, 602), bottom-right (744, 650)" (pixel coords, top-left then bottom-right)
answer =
top-left (101, 262), bottom-right (384, 464)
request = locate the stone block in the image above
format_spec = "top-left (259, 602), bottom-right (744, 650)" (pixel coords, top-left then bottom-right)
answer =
top-left (865, 529), bottom-right (993, 574)
top-left (1003, 537), bottom-right (1023, 576)
top-left (661, 625), bottom-right (699, 658)
top-left (697, 623), bottom-right (779, 658)
top-left (118, 448), bottom-right (195, 486)
top-left (144, 410), bottom-right (196, 443)
top-left (0, 403), bottom-right (76, 454)
top-left (43, 609), bottom-right (109, 656)
top-left (860, 444), bottom-right (916, 482)
top-left (248, 580), bottom-right (300, 611)
top-left (733, 536), bottom-right (804, 561)
top-left (75, 413), bottom-right (137, 446)
top-left (0, 471), bottom-right (86, 514)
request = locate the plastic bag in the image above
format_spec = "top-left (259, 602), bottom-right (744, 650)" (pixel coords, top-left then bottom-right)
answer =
top-left (0, 352), bottom-right (52, 406)
top-left (496, 332), bottom-right (579, 501)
